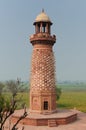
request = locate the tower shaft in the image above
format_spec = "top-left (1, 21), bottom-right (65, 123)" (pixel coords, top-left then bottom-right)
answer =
top-left (29, 10), bottom-right (57, 114)
top-left (30, 44), bottom-right (56, 114)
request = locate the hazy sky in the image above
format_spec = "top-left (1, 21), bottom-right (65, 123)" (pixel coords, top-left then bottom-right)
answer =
top-left (0, 0), bottom-right (86, 81)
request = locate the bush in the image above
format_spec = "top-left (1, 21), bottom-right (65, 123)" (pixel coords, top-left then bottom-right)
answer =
top-left (56, 87), bottom-right (62, 100)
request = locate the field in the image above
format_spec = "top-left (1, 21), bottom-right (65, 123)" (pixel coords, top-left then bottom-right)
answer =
top-left (58, 83), bottom-right (86, 92)
top-left (57, 83), bottom-right (86, 112)
top-left (58, 91), bottom-right (86, 112)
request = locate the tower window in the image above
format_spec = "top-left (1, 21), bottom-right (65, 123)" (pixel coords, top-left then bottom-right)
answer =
top-left (44, 101), bottom-right (48, 110)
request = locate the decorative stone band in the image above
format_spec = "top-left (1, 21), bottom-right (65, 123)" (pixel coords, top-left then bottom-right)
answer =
top-left (30, 33), bottom-right (56, 45)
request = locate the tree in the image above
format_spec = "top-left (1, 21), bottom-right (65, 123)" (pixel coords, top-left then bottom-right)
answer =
top-left (56, 87), bottom-right (61, 100)
top-left (0, 80), bottom-right (27, 130)
top-left (0, 82), bottom-right (4, 94)
top-left (6, 78), bottom-right (24, 94)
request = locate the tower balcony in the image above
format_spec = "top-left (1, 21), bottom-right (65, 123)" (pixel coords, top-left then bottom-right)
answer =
top-left (30, 33), bottom-right (56, 45)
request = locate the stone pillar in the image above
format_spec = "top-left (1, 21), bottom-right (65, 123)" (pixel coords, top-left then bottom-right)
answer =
top-left (46, 23), bottom-right (48, 33)
top-left (35, 24), bottom-right (39, 34)
top-left (40, 23), bottom-right (42, 32)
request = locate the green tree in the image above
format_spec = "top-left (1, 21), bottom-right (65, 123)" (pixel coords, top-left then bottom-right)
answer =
top-left (0, 82), bottom-right (4, 94)
top-left (56, 87), bottom-right (61, 100)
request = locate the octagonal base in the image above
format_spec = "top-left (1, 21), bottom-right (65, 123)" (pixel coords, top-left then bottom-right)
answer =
top-left (11, 109), bottom-right (77, 127)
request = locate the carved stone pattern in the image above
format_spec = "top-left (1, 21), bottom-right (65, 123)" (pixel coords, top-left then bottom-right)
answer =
top-left (30, 48), bottom-right (56, 91)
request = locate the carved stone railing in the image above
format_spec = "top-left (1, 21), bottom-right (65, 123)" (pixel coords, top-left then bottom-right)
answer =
top-left (30, 33), bottom-right (56, 44)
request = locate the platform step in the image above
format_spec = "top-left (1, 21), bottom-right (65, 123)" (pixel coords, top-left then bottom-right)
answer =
top-left (48, 119), bottom-right (57, 127)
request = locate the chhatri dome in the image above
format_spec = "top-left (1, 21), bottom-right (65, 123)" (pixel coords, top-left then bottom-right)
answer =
top-left (34, 9), bottom-right (52, 25)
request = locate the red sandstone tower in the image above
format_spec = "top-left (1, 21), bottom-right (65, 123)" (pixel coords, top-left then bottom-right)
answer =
top-left (12, 10), bottom-right (77, 126)
top-left (30, 10), bottom-right (57, 114)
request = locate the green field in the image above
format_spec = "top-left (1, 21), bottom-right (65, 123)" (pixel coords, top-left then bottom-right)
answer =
top-left (57, 83), bottom-right (86, 112)
top-left (58, 91), bottom-right (86, 112)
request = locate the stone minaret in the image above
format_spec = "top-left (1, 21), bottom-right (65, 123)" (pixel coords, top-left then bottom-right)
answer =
top-left (29, 10), bottom-right (56, 114)
top-left (11, 10), bottom-right (77, 127)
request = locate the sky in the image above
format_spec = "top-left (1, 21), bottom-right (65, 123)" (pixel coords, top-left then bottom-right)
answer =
top-left (0, 0), bottom-right (86, 82)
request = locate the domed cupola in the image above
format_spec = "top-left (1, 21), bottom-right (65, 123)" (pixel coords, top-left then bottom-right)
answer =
top-left (30, 10), bottom-right (56, 46)
top-left (34, 9), bottom-right (52, 24)
top-left (33, 9), bottom-right (52, 34)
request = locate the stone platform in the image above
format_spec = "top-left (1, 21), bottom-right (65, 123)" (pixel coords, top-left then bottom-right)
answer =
top-left (11, 109), bottom-right (77, 126)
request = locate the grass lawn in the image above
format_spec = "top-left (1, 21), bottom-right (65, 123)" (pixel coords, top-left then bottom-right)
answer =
top-left (58, 91), bottom-right (86, 112)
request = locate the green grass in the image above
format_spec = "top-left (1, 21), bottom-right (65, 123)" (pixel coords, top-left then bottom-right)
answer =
top-left (58, 91), bottom-right (86, 112)
top-left (55, 83), bottom-right (86, 112)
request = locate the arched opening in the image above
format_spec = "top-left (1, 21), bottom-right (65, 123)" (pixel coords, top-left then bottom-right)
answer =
top-left (42, 23), bottom-right (46, 33)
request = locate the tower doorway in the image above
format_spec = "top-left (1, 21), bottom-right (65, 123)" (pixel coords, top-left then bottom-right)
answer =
top-left (44, 101), bottom-right (48, 110)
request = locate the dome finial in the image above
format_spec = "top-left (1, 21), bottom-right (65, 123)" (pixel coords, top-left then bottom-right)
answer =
top-left (42, 8), bottom-right (44, 13)
top-left (34, 9), bottom-right (52, 25)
